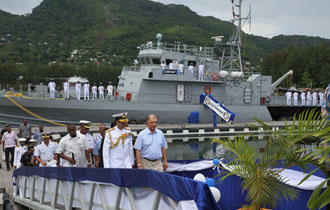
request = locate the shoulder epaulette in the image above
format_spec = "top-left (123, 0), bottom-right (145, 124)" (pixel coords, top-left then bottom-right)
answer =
top-left (125, 127), bottom-right (131, 130)
top-left (106, 127), bottom-right (115, 132)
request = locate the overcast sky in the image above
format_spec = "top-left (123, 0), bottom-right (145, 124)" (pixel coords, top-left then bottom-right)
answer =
top-left (0, 0), bottom-right (329, 39)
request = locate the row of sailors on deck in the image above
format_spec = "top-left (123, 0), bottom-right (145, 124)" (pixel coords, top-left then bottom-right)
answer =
top-left (160, 61), bottom-right (205, 81)
top-left (285, 90), bottom-right (325, 106)
top-left (48, 80), bottom-right (114, 101)
top-left (7, 113), bottom-right (168, 172)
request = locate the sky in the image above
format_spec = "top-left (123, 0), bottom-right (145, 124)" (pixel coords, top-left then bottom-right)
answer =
top-left (0, 0), bottom-right (329, 39)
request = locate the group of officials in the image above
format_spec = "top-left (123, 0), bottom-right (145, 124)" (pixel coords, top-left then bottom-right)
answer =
top-left (285, 90), bottom-right (325, 106)
top-left (1, 113), bottom-right (168, 172)
top-left (160, 61), bottom-right (205, 81)
top-left (49, 80), bottom-right (114, 101)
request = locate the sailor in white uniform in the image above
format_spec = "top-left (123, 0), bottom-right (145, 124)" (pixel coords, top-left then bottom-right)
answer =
top-left (103, 113), bottom-right (134, 168)
top-left (63, 80), bottom-right (70, 100)
top-left (107, 82), bottom-right (113, 101)
top-left (312, 91), bottom-right (318, 106)
top-left (292, 92), bottom-right (299, 106)
top-left (188, 64), bottom-right (194, 74)
top-left (34, 132), bottom-right (57, 167)
top-left (179, 62), bottom-right (184, 75)
top-left (169, 62), bottom-right (174, 70)
top-left (83, 82), bottom-right (90, 101)
top-left (198, 62), bottom-right (204, 81)
top-left (306, 91), bottom-right (311, 106)
top-left (48, 80), bottom-right (56, 100)
top-left (92, 84), bottom-right (97, 100)
top-left (98, 83), bottom-right (105, 101)
top-left (160, 61), bottom-right (166, 70)
top-left (77, 120), bottom-right (94, 166)
top-left (300, 91), bottom-right (306, 106)
top-left (319, 91), bottom-right (324, 106)
top-left (285, 91), bottom-right (292, 106)
top-left (13, 138), bottom-right (27, 169)
top-left (75, 81), bottom-right (81, 101)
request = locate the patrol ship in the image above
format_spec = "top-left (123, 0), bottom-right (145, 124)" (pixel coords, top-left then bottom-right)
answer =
top-left (0, 1), bottom-right (313, 126)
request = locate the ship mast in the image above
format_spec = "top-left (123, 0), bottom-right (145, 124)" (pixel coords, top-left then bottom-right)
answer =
top-left (218, 0), bottom-right (251, 75)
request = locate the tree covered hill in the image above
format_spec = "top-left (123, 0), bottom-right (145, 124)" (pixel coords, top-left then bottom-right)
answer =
top-left (0, 0), bottom-right (329, 87)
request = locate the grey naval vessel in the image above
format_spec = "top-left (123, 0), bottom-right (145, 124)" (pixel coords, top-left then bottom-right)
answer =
top-left (0, 1), bottom-right (313, 126)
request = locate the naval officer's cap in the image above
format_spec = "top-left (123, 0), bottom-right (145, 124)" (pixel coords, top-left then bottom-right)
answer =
top-left (80, 120), bottom-right (92, 129)
top-left (112, 112), bottom-right (129, 123)
top-left (29, 139), bottom-right (37, 143)
top-left (42, 132), bottom-right (51, 138)
top-left (18, 138), bottom-right (26, 142)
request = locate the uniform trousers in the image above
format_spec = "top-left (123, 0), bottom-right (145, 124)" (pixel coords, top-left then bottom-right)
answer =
top-left (99, 92), bottom-right (104, 100)
top-left (84, 91), bottom-right (90, 100)
top-left (286, 98), bottom-right (291, 106)
top-left (92, 92), bottom-right (97, 100)
top-left (76, 90), bottom-right (81, 100)
top-left (293, 98), bottom-right (298, 106)
top-left (50, 89), bottom-right (55, 99)
top-left (5, 147), bottom-right (15, 170)
top-left (64, 89), bottom-right (69, 100)
top-left (198, 71), bottom-right (204, 81)
top-left (141, 158), bottom-right (163, 172)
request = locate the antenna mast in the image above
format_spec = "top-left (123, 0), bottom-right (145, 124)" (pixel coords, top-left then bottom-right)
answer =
top-left (219, 0), bottom-right (251, 74)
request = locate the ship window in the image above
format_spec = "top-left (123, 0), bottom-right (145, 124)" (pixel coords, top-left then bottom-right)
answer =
top-left (148, 72), bottom-right (153, 78)
top-left (188, 61), bottom-right (196, 66)
top-left (139, 58), bottom-right (144, 64)
top-left (165, 59), bottom-right (172, 65)
top-left (151, 57), bottom-right (160, 64)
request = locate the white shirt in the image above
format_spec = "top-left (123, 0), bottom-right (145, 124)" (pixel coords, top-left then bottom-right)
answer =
top-left (169, 62), bottom-right (174, 69)
top-left (319, 92), bottom-right (324, 103)
top-left (63, 82), bottom-right (69, 90)
top-left (56, 133), bottom-right (92, 167)
top-left (1, 131), bottom-right (18, 148)
top-left (92, 85), bottom-right (97, 93)
top-left (306, 91), bottom-right (311, 99)
top-left (34, 141), bottom-right (57, 162)
top-left (103, 126), bottom-right (134, 168)
top-left (83, 83), bottom-right (90, 91)
top-left (312, 92), bottom-right (317, 99)
top-left (98, 86), bottom-right (104, 93)
top-left (14, 145), bottom-right (27, 168)
top-left (48, 82), bottom-right (56, 90)
top-left (188, 65), bottom-right (194, 73)
top-left (160, 63), bottom-right (166, 69)
top-left (300, 92), bottom-right (306, 99)
top-left (198, 64), bottom-right (204, 72)
top-left (285, 91), bottom-right (292, 98)
top-left (293, 92), bottom-right (298, 99)
top-left (179, 63), bottom-right (184, 72)
top-left (107, 85), bottom-right (113, 95)
top-left (77, 131), bottom-right (95, 149)
top-left (75, 83), bottom-right (81, 91)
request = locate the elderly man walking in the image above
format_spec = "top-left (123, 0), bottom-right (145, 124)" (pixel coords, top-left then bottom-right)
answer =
top-left (135, 114), bottom-right (168, 172)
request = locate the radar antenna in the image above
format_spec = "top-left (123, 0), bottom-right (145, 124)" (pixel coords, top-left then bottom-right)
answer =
top-left (218, 0), bottom-right (251, 75)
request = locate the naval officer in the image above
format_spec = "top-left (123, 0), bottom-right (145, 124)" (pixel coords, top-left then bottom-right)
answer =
top-left (63, 80), bottom-right (70, 100)
top-left (83, 82), bottom-right (90, 101)
top-left (75, 81), bottom-right (81, 101)
top-left (198, 62), bottom-right (204, 81)
top-left (300, 91), bottom-right (306, 106)
top-left (103, 113), bottom-right (134, 168)
top-left (107, 82), bottom-right (113, 101)
top-left (77, 120), bottom-right (94, 165)
top-left (13, 138), bottom-right (27, 169)
top-left (34, 132), bottom-right (57, 167)
top-left (48, 79), bottom-right (56, 100)
top-left (98, 83), bottom-right (105, 101)
top-left (92, 83), bottom-right (97, 100)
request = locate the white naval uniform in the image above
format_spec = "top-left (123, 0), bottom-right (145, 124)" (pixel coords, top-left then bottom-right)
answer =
top-left (56, 133), bottom-right (92, 167)
top-left (198, 64), bottom-right (204, 81)
top-left (34, 142), bottom-right (57, 167)
top-left (48, 81), bottom-right (56, 99)
top-left (98, 86), bottom-right (105, 101)
top-left (169, 62), bottom-right (174, 70)
top-left (103, 126), bottom-right (134, 168)
top-left (306, 91), bottom-right (311, 106)
top-left (179, 63), bottom-right (184, 75)
top-left (75, 83), bottom-right (81, 100)
top-left (312, 92), bottom-right (318, 106)
top-left (83, 83), bottom-right (90, 101)
top-left (188, 65), bottom-right (194, 74)
top-left (319, 92), bottom-right (324, 106)
top-left (285, 91), bottom-right (292, 106)
top-left (92, 85), bottom-right (97, 100)
top-left (160, 63), bottom-right (166, 70)
top-left (63, 82), bottom-right (70, 100)
top-left (14, 145), bottom-right (27, 169)
top-left (293, 92), bottom-right (299, 106)
top-left (107, 84), bottom-right (113, 101)
top-left (300, 92), bottom-right (306, 106)
top-left (77, 130), bottom-right (95, 166)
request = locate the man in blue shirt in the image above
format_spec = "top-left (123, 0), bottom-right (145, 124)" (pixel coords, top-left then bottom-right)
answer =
top-left (135, 114), bottom-right (168, 171)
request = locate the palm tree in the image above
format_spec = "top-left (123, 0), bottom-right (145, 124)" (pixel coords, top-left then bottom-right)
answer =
top-left (213, 109), bottom-right (330, 210)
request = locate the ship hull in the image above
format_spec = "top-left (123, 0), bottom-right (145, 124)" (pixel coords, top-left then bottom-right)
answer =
top-left (0, 96), bottom-right (272, 126)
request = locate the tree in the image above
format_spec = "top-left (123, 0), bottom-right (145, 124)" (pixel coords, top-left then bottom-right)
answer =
top-left (213, 110), bottom-right (330, 210)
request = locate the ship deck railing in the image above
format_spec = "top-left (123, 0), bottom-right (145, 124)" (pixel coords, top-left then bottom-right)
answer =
top-left (13, 167), bottom-right (219, 210)
top-left (139, 42), bottom-right (215, 57)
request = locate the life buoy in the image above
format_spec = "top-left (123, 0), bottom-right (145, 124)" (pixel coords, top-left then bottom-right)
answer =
top-left (204, 86), bottom-right (212, 95)
top-left (211, 73), bottom-right (219, 81)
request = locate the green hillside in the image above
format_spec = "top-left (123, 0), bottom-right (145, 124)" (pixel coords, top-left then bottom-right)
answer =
top-left (0, 0), bottom-right (329, 87)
